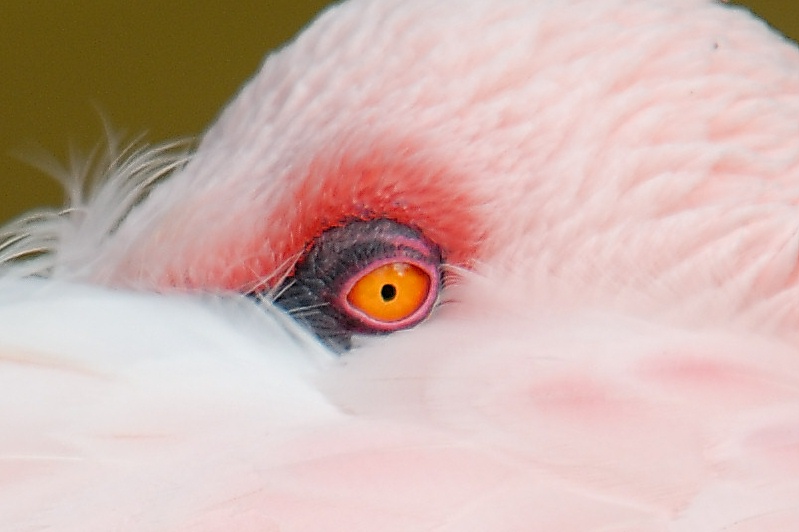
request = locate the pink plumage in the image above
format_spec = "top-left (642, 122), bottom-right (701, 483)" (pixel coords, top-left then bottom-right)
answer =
top-left (2, 0), bottom-right (799, 529)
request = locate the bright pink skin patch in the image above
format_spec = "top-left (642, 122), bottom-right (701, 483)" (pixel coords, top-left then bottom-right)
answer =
top-left (244, 155), bottom-right (480, 289)
top-left (151, 149), bottom-right (481, 294)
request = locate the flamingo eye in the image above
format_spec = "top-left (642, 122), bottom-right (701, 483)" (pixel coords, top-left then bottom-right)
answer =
top-left (346, 261), bottom-right (434, 326)
top-left (272, 218), bottom-right (442, 352)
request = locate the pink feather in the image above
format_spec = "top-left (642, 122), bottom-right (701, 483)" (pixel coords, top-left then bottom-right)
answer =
top-left (2, 0), bottom-right (799, 529)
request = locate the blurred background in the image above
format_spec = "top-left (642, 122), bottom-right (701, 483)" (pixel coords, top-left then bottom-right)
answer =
top-left (1, 0), bottom-right (797, 224)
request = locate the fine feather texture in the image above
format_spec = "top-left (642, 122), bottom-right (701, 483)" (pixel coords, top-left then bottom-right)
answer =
top-left (2, 0), bottom-right (799, 530)
top-left (0, 134), bottom-right (191, 279)
top-left (2, 280), bottom-right (798, 530)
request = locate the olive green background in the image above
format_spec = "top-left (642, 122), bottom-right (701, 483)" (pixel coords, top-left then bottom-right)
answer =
top-left (1, 1), bottom-right (796, 224)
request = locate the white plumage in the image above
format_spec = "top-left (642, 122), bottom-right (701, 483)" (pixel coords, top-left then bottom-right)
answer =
top-left (2, 0), bottom-right (799, 529)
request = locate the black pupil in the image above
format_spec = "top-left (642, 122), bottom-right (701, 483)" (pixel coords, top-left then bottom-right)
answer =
top-left (381, 284), bottom-right (397, 302)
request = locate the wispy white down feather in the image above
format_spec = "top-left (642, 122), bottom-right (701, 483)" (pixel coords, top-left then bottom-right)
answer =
top-left (0, 134), bottom-right (191, 280)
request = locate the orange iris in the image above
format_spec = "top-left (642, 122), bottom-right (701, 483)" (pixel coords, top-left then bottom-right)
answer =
top-left (346, 262), bottom-right (431, 322)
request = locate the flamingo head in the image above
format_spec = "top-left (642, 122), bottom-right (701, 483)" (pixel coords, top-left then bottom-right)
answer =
top-left (3, 0), bottom-right (799, 529)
